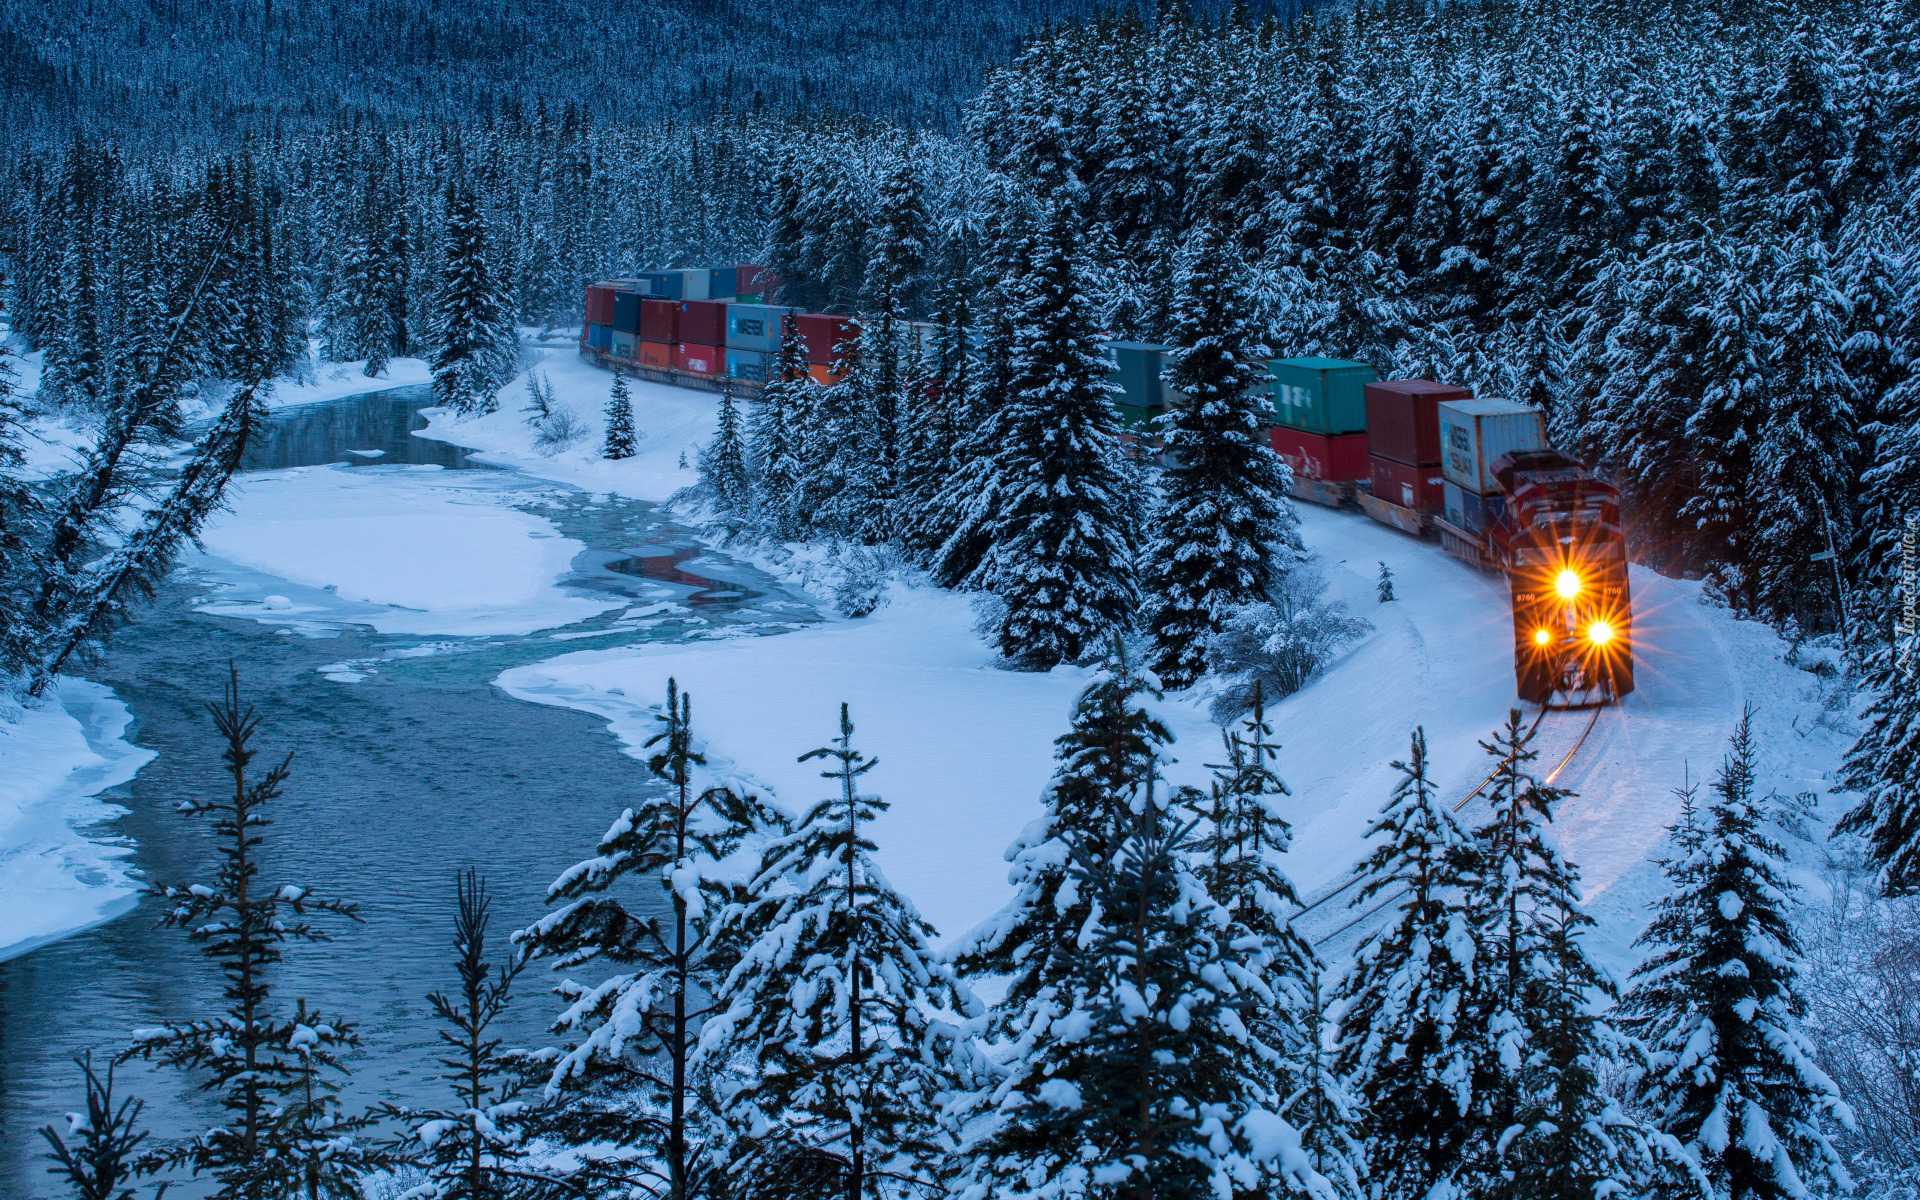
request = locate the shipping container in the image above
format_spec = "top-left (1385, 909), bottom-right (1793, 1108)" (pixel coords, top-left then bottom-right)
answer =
top-left (676, 300), bottom-right (726, 348)
top-left (726, 304), bottom-right (785, 353)
top-left (1104, 342), bottom-right (1172, 413)
top-left (1268, 357), bottom-right (1376, 434)
top-left (1441, 479), bottom-right (1509, 536)
top-left (797, 314), bottom-right (858, 365)
top-left (675, 343), bottom-right (722, 376)
top-left (641, 299), bottom-right (680, 344)
top-left (1438, 398), bottom-right (1547, 494)
top-left (1365, 379), bottom-right (1469, 466)
top-left (586, 285), bottom-right (618, 327)
top-left (737, 265), bottom-right (783, 300)
top-left (1370, 455), bottom-right (1446, 512)
top-left (612, 292), bottom-right (643, 335)
top-left (736, 292), bottom-right (764, 304)
top-left (638, 340), bottom-right (673, 370)
top-left (611, 331), bottom-right (636, 360)
top-left (726, 347), bottom-right (768, 384)
top-left (1113, 404), bottom-right (1164, 432)
top-left (587, 324), bottom-right (613, 352)
top-left (668, 269), bottom-right (710, 301)
top-left (640, 272), bottom-right (684, 302)
top-left (708, 266), bottom-right (739, 300)
top-left (807, 363), bottom-right (846, 388)
top-left (1269, 426), bottom-right (1370, 483)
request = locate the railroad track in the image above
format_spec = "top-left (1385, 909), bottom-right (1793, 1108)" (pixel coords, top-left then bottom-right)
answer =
top-left (1295, 703), bottom-right (1608, 950)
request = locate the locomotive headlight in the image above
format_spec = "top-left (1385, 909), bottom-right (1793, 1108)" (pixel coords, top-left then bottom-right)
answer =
top-left (1556, 569), bottom-right (1582, 599)
top-left (1588, 621), bottom-right (1615, 645)
top-left (1534, 628), bottom-right (1553, 646)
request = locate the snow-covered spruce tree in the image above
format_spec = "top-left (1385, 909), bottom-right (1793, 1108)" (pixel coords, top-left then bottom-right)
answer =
top-left (1288, 975), bottom-right (1367, 1200)
top-left (1376, 562), bottom-right (1394, 603)
top-left (969, 205), bottom-right (1139, 669)
top-left (517, 678), bottom-right (777, 1200)
top-left (699, 385), bottom-right (752, 519)
top-left (927, 270), bottom-right (1021, 587)
top-left (1183, 680), bottom-right (1318, 1075)
top-left (604, 371), bottom-right (637, 460)
top-left (751, 313), bottom-right (810, 541)
top-left (1839, 623), bottom-right (1920, 892)
top-left (1333, 727), bottom-right (1481, 1200)
top-left (432, 185), bottom-right (515, 416)
top-left (126, 667), bottom-right (373, 1199)
top-left (958, 746), bottom-right (1328, 1200)
top-left (1143, 217), bottom-right (1296, 689)
top-left (388, 870), bottom-right (545, 1200)
top-left (899, 289), bottom-right (969, 564)
top-left (41, 1053), bottom-right (153, 1200)
top-left (1619, 708), bottom-right (1854, 1200)
top-left (698, 704), bottom-right (978, 1200)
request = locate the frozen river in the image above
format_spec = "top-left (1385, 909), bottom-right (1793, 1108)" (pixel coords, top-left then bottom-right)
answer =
top-left (0, 388), bottom-right (817, 1196)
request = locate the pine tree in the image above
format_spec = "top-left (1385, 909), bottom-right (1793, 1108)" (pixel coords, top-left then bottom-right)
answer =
top-left (699, 704), bottom-right (978, 1200)
top-left (1376, 562), bottom-right (1394, 603)
top-left (432, 185), bottom-right (515, 416)
top-left (517, 679), bottom-right (775, 1200)
top-left (125, 667), bottom-right (370, 1200)
top-left (969, 206), bottom-right (1138, 669)
top-left (1333, 727), bottom-right (1481, 1200)
top-left (1839, 624), bottom-right (1920, 892)
top-left (1287, 975), bottom-right (1367, 1200)
top-left (603, 371), bottom-right (637, 460)
top-left (699, 385), bottom-right (752, 516)
top-left (751, 313), bottom-right (810, 541)
top-left (1143, 217), bottom-right (1295, 688)
top-left (1620, 709), bottom-right (1854, 1200)
top-left (40, 1053), bottom-right (151, 1200)
top-left (389, 871), bottom-right (543, 1200)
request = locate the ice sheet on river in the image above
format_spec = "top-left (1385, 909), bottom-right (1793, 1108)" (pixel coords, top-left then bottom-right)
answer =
top-left (0, 680), bottom-right (154, 961)
top-left (196, 462), bottom-right (627, 636)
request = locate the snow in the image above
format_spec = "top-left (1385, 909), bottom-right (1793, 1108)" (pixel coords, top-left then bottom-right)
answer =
top-left (262, 354), bottom-right (433, 409)
top-left (0, 680), bottom-right (156, 961)
top-left (196, 462), bottom-right (625, 637)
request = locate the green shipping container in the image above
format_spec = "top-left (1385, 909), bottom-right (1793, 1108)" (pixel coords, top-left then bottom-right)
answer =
top-left (1105, 341), bottom-right (1172, 414)
top-left (1268, 357), bottom-right (1376, 434)
top-left (1112, 404), bottom-right (1163, 432)
top-left (736, 292), bottom-right (764, 304)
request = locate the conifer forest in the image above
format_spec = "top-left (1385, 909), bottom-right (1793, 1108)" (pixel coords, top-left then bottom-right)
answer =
top-left (4, 2), bottom-right (1920, 1200)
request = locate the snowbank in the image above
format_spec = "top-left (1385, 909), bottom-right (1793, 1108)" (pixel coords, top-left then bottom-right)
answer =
top-left (196, 463), bottom-right (625, 636)
top-left (416, 347), bottom-right (713, 502)
top-left (0, 680), bottom-right (155, 961)
top-left (264, 355), bottom-right (433, 409)
top-left (498, 501), bottom-right (1851, 968)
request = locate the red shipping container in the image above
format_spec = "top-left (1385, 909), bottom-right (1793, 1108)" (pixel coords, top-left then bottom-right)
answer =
top-left (587, 285), bottom-right (618, 328)
top-left (1370, 454), bottom-right (1447, 511)
top-left (638, 340), bottom-right (672, 370)
top-left (675, 343), bottom-right (722, 376)
top-left (1365, 379), bottom-right (1470, 467)
top-left (641, 299), bottom-right (680, 344)
top-left (1270, 427), bottom-right (1369, 483)
top-left (796, 314), bottom-right (858, 365)
top-left (676, 300), bottom-right (726, 348)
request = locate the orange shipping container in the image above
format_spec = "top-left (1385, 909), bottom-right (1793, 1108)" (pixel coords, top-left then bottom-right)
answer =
top-left (807, 363), bottom-right (845, 387)
top-left (638, 341), bottom-right (672, 369)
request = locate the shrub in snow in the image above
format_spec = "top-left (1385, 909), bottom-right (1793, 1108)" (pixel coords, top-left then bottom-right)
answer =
top-left (697, 704), bottom-right (980, 1199)
top-left (831, 543), bottom-right (891, 618)
top-left (532, 400), bottom-right (587, 455)
top-left (40, 1052), bottom-right (151, 1200)
top-left (1205, 564), bottom-right (1371, 719)
top-left (1619, 706), bottom-right (1855, 1200)
top-left (521, 369), bottom-right (556, 426)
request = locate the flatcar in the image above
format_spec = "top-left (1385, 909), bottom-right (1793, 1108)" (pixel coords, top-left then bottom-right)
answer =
top-left (1487, 448), bottom-right (1634, 704)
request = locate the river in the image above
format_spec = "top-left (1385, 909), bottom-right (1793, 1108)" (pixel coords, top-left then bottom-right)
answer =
top-left (0, 387), bottom-right (815, 1195)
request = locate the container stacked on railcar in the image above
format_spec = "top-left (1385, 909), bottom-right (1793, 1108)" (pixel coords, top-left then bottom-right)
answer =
top-left (1266, 357), bottom-right (1376, 505)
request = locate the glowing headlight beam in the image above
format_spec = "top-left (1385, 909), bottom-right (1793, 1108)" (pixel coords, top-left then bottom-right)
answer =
top-left (1534, 628), bottom-right (1553, 646)
top-left (1588, 621), bottom-right (1615, 645)
top-left (1556, 569), bottom-right (1582, 599)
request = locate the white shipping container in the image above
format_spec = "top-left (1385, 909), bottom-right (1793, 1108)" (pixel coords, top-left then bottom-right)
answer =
top-left (1438, 398), bottom-right (1546, 494)
top-left (671, 269), bottom-right (710, 301)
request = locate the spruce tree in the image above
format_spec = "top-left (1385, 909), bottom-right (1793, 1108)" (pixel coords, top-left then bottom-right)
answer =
top-left (603, 371), bottom-right (637, 460)
top-left (1143, 217), bottom-right (1296, 689)
top-left (969, 205), bottom-right (1138, 669)
top-left (699, 704), bottom-right (977, 1200)
top-left (41, 1054), bottom-right (151, 1200)
top-left (432, 185), bottom-right (515, 416)
top-left (389, 871), bottom-right (543, 1200)
top-left (1838, 625), bottom-right (1920, 892)
top-left (750, 313), bottom-right (810, 541)
top-left (699, 385), bottom-right (752, 517)
top-left (125, 667), bottom-right (371, 1200)
top-left (1620, 709), bottom-right (1854, 1200)
top-left (1377, 561), bottom-right (1394, 603)
top-left (1333, 728), bottom-right (1481, 1200)
top-left (517, 679), bottom-right (775, 1200)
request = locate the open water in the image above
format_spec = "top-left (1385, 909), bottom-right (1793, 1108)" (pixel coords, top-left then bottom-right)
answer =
top-left (0, 388), bottom-right (815, 1196)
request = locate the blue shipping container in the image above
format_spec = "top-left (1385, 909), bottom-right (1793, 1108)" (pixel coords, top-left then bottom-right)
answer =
top-left (1104, 341), bottom-right (1171, 411)
top-left (612, 292), bottom-right (643, 335)
top-left (709, 266), bottom-right (739, 300)
top-left (726, 304), bottom-right (784, 353)
top-left (587, 324), bottom-right (613, 351)
top-left (726, 348), bottom-right (768, 384)
top-left (640, 272), bottom-right (684, 302)
top-left (1442, 479), bottom-right (1506, 535)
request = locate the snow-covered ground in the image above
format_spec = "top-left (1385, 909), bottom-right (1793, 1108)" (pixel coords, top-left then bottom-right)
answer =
top-left (0, 681), bottom-right (155, 960)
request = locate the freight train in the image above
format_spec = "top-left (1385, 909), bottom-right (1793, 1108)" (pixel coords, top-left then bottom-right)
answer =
top-left (579, 273), bottom-right (1631, 704)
